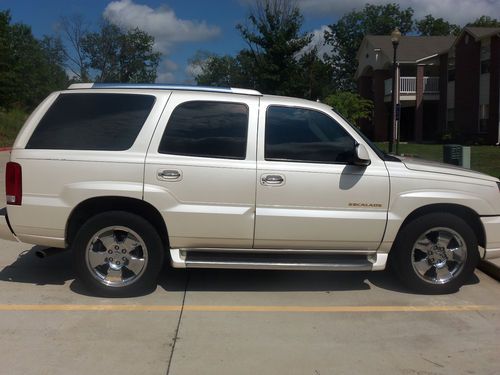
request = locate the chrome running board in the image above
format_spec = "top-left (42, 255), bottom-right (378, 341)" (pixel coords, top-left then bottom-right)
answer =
top-left (170, 249), bottom-right (388, 271)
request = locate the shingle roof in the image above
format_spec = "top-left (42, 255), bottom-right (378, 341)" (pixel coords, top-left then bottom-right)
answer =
top-left (465, 27), bottom-right (500, 39)
top-left (364, 35), bottom-right (456, 62)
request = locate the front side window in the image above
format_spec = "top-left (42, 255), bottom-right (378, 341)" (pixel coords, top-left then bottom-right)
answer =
top-left (27, 93), bottom-right (155, 150)
top-left (265, 106), bottom-right (356, 164)
top-left (159, 101), bottom-right (248, 159)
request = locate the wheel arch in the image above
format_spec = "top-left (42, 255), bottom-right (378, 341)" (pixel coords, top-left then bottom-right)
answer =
top-left (66, 196), bottom-right (169, 252)
top-left (396, 203), bottom-right (486, 250)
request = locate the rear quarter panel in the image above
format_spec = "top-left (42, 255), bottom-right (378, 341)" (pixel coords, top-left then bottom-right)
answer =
top-left (7, 90), bottom-right (169, 247)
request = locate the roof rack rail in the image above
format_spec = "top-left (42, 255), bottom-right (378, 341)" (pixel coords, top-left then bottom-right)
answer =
top-left (67, 83), bottom-right (262, 96)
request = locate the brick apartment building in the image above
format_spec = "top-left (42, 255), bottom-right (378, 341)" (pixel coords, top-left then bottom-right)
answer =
top-left (355, 27), bottom-right (500, 145)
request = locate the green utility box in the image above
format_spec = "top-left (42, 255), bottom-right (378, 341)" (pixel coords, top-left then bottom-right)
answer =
top-left (443, 144), bottom-right (470, 168)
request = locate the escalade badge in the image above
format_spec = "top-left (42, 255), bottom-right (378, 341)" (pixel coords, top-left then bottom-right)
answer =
top-left (349, 202), bottom-right (383, 208)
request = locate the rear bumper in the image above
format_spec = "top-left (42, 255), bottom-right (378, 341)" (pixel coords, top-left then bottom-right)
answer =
top-left (481, 216), bottom-right (500, 260)
top-left (0, 207), bottom-right (18, 242)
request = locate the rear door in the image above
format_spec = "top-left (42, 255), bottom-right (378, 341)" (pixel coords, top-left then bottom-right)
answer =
top-left (254, 99), bottom-right (390, 250)
top-left (143, 91), bottom-right (259, 249)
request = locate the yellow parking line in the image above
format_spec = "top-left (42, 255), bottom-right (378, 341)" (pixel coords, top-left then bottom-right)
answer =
top-left (184, 305), bottom-right (499, 313)
top-left (0, 304), bottom-right (497, 313)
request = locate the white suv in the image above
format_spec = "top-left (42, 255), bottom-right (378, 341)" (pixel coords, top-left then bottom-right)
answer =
top-left (1, 83), bottom-right (499, 296)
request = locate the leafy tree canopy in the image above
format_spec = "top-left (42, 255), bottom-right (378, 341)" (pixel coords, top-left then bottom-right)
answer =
top-left (81, 22), bottom-right (160, 83)
top-left (0, 10), bottom-right (68, 110)
top-left (191, 51), bottom-right (255, 88)
top-left (323, 92), bottom-right (373, 126)
top-left (324, 3), bottom-right (414, 91)
top-left (194, 0), bottom-right (331, 100)
top-left (467, 16), bottom-right (500, 27)
top-left (236, 0), bottom-right (312, 96)
top-left (416, 15), bottom-right (461, 36)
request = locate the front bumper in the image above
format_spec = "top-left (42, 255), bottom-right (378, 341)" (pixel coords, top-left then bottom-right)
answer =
top-left (0, 208), bottom-right (18, 242)
top-left (481, 216), bottom-right (500, 260)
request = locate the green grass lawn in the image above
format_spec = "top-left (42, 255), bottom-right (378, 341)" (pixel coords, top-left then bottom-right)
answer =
top-left (376, 142), bottom-right (500, 178)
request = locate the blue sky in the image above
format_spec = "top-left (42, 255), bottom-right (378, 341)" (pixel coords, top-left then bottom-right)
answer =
top-left (2, 0), bottom-right (499, 83)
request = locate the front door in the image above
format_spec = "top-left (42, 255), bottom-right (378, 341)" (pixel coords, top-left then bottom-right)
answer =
top-left (254, 101), bottom-right (390, 250)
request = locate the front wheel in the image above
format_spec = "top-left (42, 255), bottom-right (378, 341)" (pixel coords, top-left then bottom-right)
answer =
top-left (73, 211), bottom-right (164, 297)
top-left (391, 213), bottom-right (479, 294)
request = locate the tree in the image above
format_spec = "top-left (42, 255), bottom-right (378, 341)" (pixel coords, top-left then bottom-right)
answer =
top-left (40, 36), bottom-right (69, 90)
top-left (190, 0), bottom-right (333, 99)
top-left (190, 51), bottom-right (253, 88)
top-left (0, 10), bottom-right (68, 110)
top-left (58, 15), bottom-right (90, 81)
top-left (296, 47), bottom-right (333, 100)
top-left (59, 17), bottom-right (161, 83)
top-left (416, 15), bottom-right (460, 36)
top-left (236, 0), bottom-right (312, 96)
top-left (467, 16), bottom-right (500, 27)
top-left (323, 92), bottom-right (373, 126)
top-left (324, 3), bottom-right (414, 91)
top-left (0, 11), bottom-right (14, 106)
top-left (81, 22), bottom-right (160, 83)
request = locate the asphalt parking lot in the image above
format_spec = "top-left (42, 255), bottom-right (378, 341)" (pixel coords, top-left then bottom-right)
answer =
top-left (0, 151), bottom-right (499, 375)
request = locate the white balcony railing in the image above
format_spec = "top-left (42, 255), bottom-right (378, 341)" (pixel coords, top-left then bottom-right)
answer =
top-left (384, 76), bottom-right (440, 95)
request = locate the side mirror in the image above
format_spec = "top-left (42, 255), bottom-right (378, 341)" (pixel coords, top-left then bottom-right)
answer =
top-left (352, 144), bottom-right (371, 167)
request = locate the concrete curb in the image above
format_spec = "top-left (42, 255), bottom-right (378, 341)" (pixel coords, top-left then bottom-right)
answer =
top-left (478, 260), bottom-right (500, 282)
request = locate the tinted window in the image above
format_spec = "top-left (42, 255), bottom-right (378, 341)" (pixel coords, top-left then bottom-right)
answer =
top-left (265, 106), bottom-right (355, 163)
top-left (27, 93), bottom-right (155, 150)
top-left (159, 101), bottom-right (248, 159)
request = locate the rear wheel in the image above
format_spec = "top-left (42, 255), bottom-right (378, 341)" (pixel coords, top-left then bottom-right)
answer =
top-left (73, 211), bottom-right (164, 297)
top-left (392, 213), bottom-right (479, 294)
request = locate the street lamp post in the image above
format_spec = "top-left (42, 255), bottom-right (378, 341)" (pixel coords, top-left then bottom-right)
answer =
top-left (389, 28), bottom-right (401, 154)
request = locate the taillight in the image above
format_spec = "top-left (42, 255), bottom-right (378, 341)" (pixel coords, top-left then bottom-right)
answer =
top-left (6, 162), bottom-right (22, 205)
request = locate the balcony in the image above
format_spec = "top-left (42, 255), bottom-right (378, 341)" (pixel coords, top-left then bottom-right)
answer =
top-left (384, 76), bottom-right (440, 96)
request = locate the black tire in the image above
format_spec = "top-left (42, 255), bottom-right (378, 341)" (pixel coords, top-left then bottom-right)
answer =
top-left (391, 213), bottom-right (479, 294)
top-left (72, 211), bottom-right (164, 297)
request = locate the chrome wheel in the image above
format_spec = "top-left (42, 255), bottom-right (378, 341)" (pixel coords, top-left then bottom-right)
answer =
top-left (85, 226), bottom-right (148, 287)
top-left (411, 227), bottom-right (467, 285)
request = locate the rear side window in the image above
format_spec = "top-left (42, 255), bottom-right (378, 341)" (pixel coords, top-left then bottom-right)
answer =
top-left (159, 101), bottom-right (248, 159)
top-left (26, 93), bottom-right (155, 150)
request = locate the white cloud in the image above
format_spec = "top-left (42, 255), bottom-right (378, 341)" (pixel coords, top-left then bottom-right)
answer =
top-left (156, 71), bottom-right (176, 83)
top-left (102, 1), bottom-right (221, 83)
top-left (155, 59), bottom-right (179, 83)
top-left (298, 25), bottom-right (331, 59)
top-left (185, 62), bottom-right (204, 79)
top-left (163, 59), bottom-right (178, 72)
top-left (297, 0), bottom-right (500, 26)
top-left (103, 0), bottom-right (221, 53)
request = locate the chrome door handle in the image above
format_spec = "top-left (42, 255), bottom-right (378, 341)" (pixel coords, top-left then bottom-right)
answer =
top-left (261, 174), bottom-right (284, 186)
top-left (157, 169), bottom-right (181, 181)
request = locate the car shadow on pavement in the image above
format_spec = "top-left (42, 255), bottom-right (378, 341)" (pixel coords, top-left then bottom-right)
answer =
top-left (0, 246), bottom-right (73, 286)
top-left (0, 246), bottom-right (480, 296)
top-left (158, 267), bottom-right (480, 295)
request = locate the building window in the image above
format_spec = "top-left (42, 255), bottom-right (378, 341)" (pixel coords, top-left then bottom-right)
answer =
top-left (447, 108), bottom-right (455, 130)
top-left (479, 104), bottom-right (489, 134)
top-left (448, 68), bottom-right (456, 82)
top-left (481, 59), bottom-right (491, 74)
